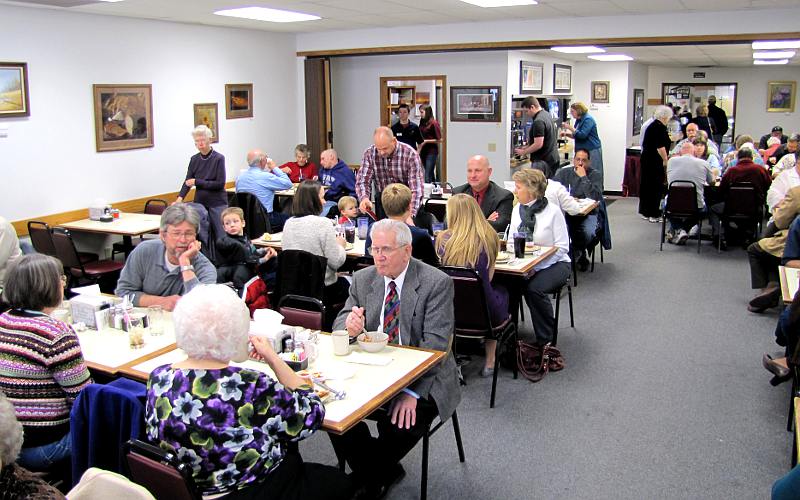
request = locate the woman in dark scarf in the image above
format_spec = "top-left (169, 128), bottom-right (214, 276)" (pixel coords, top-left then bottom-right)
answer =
top-left (509, 169), bottom-right (571, 345)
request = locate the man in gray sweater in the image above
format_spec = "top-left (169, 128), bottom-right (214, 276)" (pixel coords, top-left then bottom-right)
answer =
top-left (665, 142), bottom-right (715, 245)
top-left (115, 204), bottom-right (216, 310)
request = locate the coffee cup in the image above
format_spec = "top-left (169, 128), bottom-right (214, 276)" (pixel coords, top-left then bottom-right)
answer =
top-left (331, 330), bottom-right (350, 356)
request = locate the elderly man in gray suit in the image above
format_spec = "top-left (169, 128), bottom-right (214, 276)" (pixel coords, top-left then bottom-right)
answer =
top-left (330, 218), bottom-right (460, 499)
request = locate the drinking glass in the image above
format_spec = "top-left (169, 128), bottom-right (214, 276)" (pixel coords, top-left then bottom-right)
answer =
top-left (148, 305), bottom-right (164, 336)
top-left (128, 315), bottom-right (146, 349)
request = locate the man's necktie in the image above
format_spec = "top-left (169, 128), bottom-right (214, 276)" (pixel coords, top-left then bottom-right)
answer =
top-left (383, 281), bottom-right (400, 343)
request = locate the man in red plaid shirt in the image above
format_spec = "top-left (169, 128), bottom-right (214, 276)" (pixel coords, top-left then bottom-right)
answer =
top-left (357, 126), bottom-right (424, 219)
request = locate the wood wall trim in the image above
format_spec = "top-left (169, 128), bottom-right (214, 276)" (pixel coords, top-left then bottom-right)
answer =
top-left (297, 32), bottom-right (800, 58)
top-left (11, 182), bottom-right (234, 237)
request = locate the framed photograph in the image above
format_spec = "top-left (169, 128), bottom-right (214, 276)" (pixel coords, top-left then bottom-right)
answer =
top-left (519, 61), bottom-right (543, 94)
top-left (591, 81), bottom-right (610, 104)
top-left (449, 86), bottom-right (502, 123)
top-left (225, 83), bottom-right (253, 119)
top-left (92, 84), bottom-right (153, 152)
top-left (553, 64), bottom-right (572, 93)
top-left (193, 103), bottom-right (219, 143)
top-left (632, 88), bottom-right (645, 136)
top-left (0, 62), bottom-right (30, 117)
top-left (767, 81), bottom-right (796, 112)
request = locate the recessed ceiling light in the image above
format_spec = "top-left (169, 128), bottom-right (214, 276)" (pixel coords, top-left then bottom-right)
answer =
top-left (588, 54), bottom-right (633, 62)
top-left (458, 0), bottom-right (537, 7)
top-left (214, 7), bottom-right (320, 23)
top-left (752, 40), bottom-right (800, 50)
top-left (752, 51), bottom-right (796, 59)
top-left (551, 46), bottom-right (605, 54)
top-left (754, 59), bottom-right (789, 65)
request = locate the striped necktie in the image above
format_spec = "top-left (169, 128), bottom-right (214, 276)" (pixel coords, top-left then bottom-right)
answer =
top-left (383, 281), bottom-right (400, 343)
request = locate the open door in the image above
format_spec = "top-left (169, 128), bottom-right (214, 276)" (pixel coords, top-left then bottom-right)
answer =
top-left (304, 57), bottom-right (333, 162)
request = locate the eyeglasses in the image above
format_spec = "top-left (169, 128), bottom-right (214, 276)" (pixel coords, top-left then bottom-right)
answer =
top-left (370, 245), bottom-right (403, 256)
top-left (165, 230), bottom-right (196, 240)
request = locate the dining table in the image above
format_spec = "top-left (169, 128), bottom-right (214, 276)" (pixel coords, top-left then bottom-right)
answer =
top-left (58, 212), bottom-right (161, 258)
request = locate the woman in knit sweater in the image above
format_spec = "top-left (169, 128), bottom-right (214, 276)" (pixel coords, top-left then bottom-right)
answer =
top-left (0, 254), bottom-right (92, 471)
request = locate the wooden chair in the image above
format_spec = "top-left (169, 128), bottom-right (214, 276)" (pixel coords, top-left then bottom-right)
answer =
top-left (111, 199), bottom-right (167, 260)
top-left (123, 439), bottom-right (201, 500)
top-left (661, 180), bottom-right (703, 253)
top-left (51, 228), bottom-right (123, 291)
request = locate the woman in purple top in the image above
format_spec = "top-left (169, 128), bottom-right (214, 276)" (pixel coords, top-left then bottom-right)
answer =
top-left (418, 104), bottom-right (442, 183)
top-left (145, 284), bottom-right (352, 499)
top-left (436, 194), bottom-right (509, 378)
top-left (175, 125), bottom-right (228, 247)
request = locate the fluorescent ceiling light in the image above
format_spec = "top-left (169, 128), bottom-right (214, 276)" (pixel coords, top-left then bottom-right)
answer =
top-left (588, 54), bottom-right (633, 61)
top-left (96, 0), bottom-right (124, 2)
top-left (551, 46), bottom-right (605, 54)
top-left (752, 51), bottom-right (795, 59)
top-left (214, 7), bottom-right (320, 23)
top-left (754, 59), bottom-right (789, 65)
top-left (458, 0), bottom-right (537, 7)
top-left (752, 40), bottom-right (800, 50)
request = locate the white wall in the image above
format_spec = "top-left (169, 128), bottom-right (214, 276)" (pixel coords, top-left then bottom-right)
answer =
top-left (647, 66), bottom-right (800, 141)
top-left (330, 51), bottom-right (508, 186)
top-left (0, 5), bottom-right (299, 221)
top-left (627, 62), bottom-right (649, 146)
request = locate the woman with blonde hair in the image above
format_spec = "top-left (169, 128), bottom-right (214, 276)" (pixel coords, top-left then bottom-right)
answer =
top-left (436, 194), bottom-right (508, 378)
top-left (562, 101), bottom-right (604, 181)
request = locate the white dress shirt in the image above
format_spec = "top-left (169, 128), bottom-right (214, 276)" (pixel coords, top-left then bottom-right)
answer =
top-left (767, 167), bottom-right (800, 210)
top-left (545, 179), bottom-right (586, 216)
top-left (509, 199), bottom-right (571, 271)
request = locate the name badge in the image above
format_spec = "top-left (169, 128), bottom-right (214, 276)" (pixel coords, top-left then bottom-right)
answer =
top-left (396, 132), bottom-right (403, 137)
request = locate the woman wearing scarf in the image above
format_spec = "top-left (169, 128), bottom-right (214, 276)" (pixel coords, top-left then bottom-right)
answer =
top-left (510, 169), bottom-right (571, 345)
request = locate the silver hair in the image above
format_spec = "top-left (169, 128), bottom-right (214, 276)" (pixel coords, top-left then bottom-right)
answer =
top-left (248, 152), bottom-right (266, 168)
top-left (0, 392), bottom-right (23, 468)
top-left (654, 105), bottom-right (673, 122)
top-left (192, 125), bottom-right (213, 140)
top-left (172, 285), bottom-right (251, 362)
top-left (294, 144), bottom-right (311, 156)
top-left (159, 203), bottom-right (200, 233)
top-left (370, 219), bottom-right (412, 247)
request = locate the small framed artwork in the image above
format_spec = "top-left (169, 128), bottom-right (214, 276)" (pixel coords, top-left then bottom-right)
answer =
top-left (632, 88), bottom-right (645, 136)
top-left (225, 83), bottom-right (253, 119)
top-left (193, 103), bottom-right (219, 143)
top-left (767, 81), bottom-right (796, 112)
top-left (591, 81), bottom-right (610, 104)
top-left (553, 64), bottom-right (572, 93)
top-left (92, 84), bottom-right (154, 152)
top-left (519, 61), bottom-right (543, 94)
top-left (0, 62), bottom-right (30, 117)
top-left (450, 86), bottom-right (502, 123)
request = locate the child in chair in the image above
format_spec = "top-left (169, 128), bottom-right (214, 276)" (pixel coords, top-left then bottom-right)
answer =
top-left (216, 207), bottom-right (277, 291)
top-left (337, 196), bottom-right (358, 225)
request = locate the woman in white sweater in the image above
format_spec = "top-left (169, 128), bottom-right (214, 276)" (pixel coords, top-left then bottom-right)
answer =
top-left (510, 168), bottom-right (571, 345)
top-left (282, 180), bottom-right (350, 304)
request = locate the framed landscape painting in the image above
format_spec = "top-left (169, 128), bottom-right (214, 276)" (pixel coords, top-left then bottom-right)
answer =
top-left (0, 62), bottom-right (30, 117)
top-left (520, 61), bottom-right (543, 94)
top-left (193, 102), bottom-right (219, 143)
top-left (92, 84), bottom-right (154, 152)
top-left (767, 81), bottom-right (796, 112)
top-left (450, 86), bottom-right (502, 122)
top-left (226, 83), bottom-right (253, 119)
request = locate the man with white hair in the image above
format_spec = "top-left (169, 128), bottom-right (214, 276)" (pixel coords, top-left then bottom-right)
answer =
top-left (670, 122), bottom-right (720, 159)
top-left (330, 219), bottom-right (459, 499)
top-left (236, 149), bottom-right (293, 231)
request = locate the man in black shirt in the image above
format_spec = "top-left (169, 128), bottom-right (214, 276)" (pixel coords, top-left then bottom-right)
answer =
top-left (390, 104), bottom-right (423, 150)
top-left (760, 125), bottom-right (789, 150)
top-left (707, 95), bottom-right (728, 146)
top-left (514, 96), bottom-right (559, 178)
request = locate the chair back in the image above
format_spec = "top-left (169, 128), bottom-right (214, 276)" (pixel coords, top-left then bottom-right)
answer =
top-left (68, 467), bottom-right (155, 500)
top-left (123, 439), bottom-right (201, 500)
top-left (665, 181), bottom-right (699, 217)
top-left (143, 199), bottom-right (168, 215)
top-left (277, 294), bottom-right (326, 330)
top-left (232, 191), bottom-right (271, 238)
top-left (28, 221), bottom-right (57, 256)
top-left (440, 266), bottom-right (495, 336)
top-left (724, 182), bottom-right (762, 218)
top-left (424, 199), bottom-right (447, 223)
top-left (274, 249), bottom-right (327, 302)
top-left (51, 228), bottom-right (84, 271)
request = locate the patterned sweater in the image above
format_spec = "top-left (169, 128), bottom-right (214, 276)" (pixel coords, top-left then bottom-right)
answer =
top-left (0, 311), bottom-right (92, 447)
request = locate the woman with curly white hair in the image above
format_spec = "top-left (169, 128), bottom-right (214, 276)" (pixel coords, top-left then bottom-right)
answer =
top-left (144, 284), bottom-right (352, 499)
top-left (639, 105), bottom-right (673, 222)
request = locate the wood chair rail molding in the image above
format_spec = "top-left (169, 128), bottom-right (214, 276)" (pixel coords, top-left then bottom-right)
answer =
top-left (297, 32), bottom-right (800, 58)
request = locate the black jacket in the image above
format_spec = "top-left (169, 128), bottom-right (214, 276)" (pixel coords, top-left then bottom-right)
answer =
top-left (452, 181), bottom-right (514, 232)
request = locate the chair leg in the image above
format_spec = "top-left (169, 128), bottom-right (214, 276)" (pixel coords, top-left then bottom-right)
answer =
top-left (570, 245), bottom-right (578, 287)
top-left (696, 220), bottom-right (702, 254)
top-left (490, 342), bottom-right (500, 408)
top-left (660, 215), bottom-right (666, 251)
top-left (512, 327), bottom-right (519, 380)
top-left (421, 430), bottom-right (429, 500)
top-left (600, 245), bottom-right (604, 263)
top-left (451, 411), bottom-right (466, 463)
top-left (567, 282), bottom-right (574, 328)
top-left (788, 367), bottom-right (798, 432)
top-left (552, 289), bottom-right (561, 346)
top-left (590, 246), bottom-right (596, 273)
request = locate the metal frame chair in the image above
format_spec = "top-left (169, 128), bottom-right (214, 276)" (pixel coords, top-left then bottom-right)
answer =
top-left (719, 181), bottom-right (764, 252)
top-left (232, 191), bottom-right (271, 238)
top-left (661, 180), bottom-right (704, 253)
top-left (277, 294), bottom-right (326, 331)
top-left (424, 198), bottom-right (447, 223)
top-left (111, 199), bottom-right (169, 259)
top-left (51, 228), bottom-right (123, 291)
top-left (29, 221), bottom-right (98, 264)
top-left (123, 439), bottom-right (201, 500)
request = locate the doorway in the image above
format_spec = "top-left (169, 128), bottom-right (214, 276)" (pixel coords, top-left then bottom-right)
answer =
top-left (379, 75), bottom-right (448, 183)
top-left (662, 82), bottom-right (737, 150)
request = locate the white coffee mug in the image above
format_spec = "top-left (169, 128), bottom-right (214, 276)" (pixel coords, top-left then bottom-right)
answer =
top-left (331, 330), bottom-right (350, 356)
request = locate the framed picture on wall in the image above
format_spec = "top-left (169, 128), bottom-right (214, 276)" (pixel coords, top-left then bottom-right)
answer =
top-left (553, 64), bottom-right (572, 93)
top-left (0, 62), bottom-right (30, 117)
top-left (193, 103), bottom-right (219, 143)
top-left (450, 86), bottom-right (502, 122)
top-left (591, 81), bottom-right (610, 104)
top-left (767, 81), bottom-right (796, 112)
top-left (92, 84), bottom-right (154, 152)
top-left (520, 61), bottom-right (543, 94)
top-left (225, 83), bottom-right (253, 119)
top-left (632, 88), bottom-right (645, 136)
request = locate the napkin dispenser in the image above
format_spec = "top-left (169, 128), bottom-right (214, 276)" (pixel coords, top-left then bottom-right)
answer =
top-left (70, 294), bottom-right (113, 330)
top-left (89, 199), bottom-right (110, 221)
top-left (249, 321), bottom-right (293, 353)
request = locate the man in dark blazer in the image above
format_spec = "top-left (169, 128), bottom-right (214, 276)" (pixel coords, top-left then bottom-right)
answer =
top-left (331, 219), bottom-right (459, 498)
top-left (452, 155), bottom-right (513, 232)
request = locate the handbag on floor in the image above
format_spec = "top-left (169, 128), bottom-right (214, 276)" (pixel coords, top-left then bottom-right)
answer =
top-left (516, 341), bottom-right (564, 382)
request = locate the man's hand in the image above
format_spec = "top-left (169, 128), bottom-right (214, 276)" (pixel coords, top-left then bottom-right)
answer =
top-left (390, 393), bottom-right (418, 429)
top-left (344, 306), bottom-right (365, 337)
top-left (575, 165), bottom-right (587, 177)
top-left (264, 247), bottom-right (277, 260)
top-left (265, 158), bottom-right (276, 172)
top-left (487, 211), bottom-right (499, 222)
top-left (184, 178), bottom-right (196, 187)
top-left (178, 240), bottom-right (202, 266)
top-left (159, 295), bottom-right (181, 312)
top-left (359, 198), bottom-right (374, 214)
top-left (514, 147), bottom-right (527, 156)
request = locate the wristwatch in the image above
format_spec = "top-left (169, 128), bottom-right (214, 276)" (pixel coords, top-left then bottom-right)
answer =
top-left (180, 264), bottom-right (195, 273)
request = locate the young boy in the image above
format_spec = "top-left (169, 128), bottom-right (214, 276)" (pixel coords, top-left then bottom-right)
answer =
top-left (216, 207), bottom-right (277, 290)
top-left (337, 196), bottom-right (358, 225)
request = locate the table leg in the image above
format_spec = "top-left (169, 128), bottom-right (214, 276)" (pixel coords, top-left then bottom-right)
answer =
top-left (122, 235), bottom-right (134, 258)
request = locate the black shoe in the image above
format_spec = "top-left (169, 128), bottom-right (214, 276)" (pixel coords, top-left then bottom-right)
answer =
top-left (749, 287), bottom-right (780, 310)
top-left (373, 464), bottom-right (405, 500)
top-left (577, 252), bottom-right (590, 272)
top-left (712, 235), bottom-right (727, 251)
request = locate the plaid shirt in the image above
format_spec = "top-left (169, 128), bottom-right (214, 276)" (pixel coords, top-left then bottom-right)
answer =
top-left (357, 141), bottom-right (424, 215)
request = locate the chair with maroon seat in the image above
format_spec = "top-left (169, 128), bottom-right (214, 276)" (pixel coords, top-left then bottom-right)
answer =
top-left (123, 439), bottom-right (201, 500)
top-left (28, 221), bottom-right (98, 264)
top-left (277, 294), bottom-right (326, 331)
top-left (111, 199), bottom-right (168, 260)
top-left (52, 228), bottom-right (124, 292)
